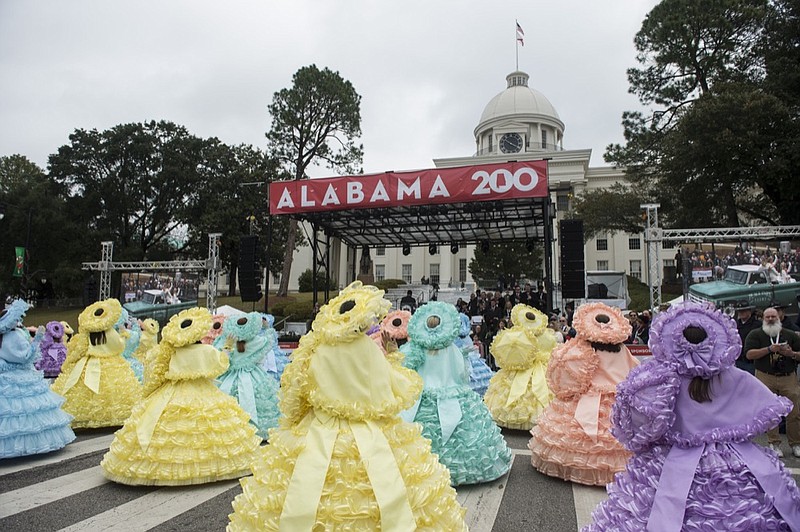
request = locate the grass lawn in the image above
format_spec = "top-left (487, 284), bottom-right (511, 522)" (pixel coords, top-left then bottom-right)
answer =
top-left (626, 275), bottom-right (682, 312)
top-left (23, 292), bottom-right (320, 329)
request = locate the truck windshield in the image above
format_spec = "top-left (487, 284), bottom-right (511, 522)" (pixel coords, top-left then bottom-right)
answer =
top-left (724, 269), bottom-right (748, 284)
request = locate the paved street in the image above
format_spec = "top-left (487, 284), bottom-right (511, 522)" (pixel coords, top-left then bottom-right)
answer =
top-left (2, 427), bottom-right (799, 531)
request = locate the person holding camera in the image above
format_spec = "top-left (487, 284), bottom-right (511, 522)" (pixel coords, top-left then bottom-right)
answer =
top-left (745, 306), bottom-right (800, 458)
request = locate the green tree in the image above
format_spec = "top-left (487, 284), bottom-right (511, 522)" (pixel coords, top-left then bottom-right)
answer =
top-left (0, 155), bottom-right (83, 298)
top-left (570, 183), bottom-right (646, 241)
top-left (604, 0), bottom-right (800, 227)
top-left (185, 141), bottom-right (296, 296)
top-left (468, 242), bottom-right (543, 288)
top-left (48, 121), bottom-right (206, 259)
top-left (267, 65), bottom-right (364, 297)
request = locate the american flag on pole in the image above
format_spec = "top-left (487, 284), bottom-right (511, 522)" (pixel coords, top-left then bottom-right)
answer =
top-left (516, 21), bottom-right (524, 46)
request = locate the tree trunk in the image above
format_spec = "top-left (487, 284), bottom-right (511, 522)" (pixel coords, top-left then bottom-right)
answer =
top-left (722, 182), bottom-right (740, 226)
top-left (228, 264), bottom-right (238, 297)
top-left (277, 218), bottom-right (298, 297)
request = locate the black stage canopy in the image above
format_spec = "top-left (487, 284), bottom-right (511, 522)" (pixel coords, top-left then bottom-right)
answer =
top-left (267, 160), bottom-right (554, 306)
top-left (294, 196), bottom-right (549, 248)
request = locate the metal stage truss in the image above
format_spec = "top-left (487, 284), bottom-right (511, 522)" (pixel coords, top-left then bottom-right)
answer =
top-left (82, 233), bottom-right (222, 312)
top-left (644, 224), bottom-right (800, 310)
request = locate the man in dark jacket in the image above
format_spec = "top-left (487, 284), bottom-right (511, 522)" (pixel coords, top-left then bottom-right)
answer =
top-left (733, 300), bottom-right (761, 374)
top-left (770, 300), bottom-right (800, 332)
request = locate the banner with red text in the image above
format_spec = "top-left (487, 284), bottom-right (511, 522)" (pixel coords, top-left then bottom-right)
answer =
top-left (269, 160), bottom-right (548, 215)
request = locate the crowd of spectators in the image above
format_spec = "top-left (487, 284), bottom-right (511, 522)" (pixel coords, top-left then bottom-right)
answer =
top-left (680, 244), bottom-right (799, 283)
top-left (121, 273), bottom-right (200, 303)
top-left (445, 281), bottom-right (555, 369)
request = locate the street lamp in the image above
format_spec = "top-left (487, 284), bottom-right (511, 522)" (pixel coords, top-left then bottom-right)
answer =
top-left (0, 202), bottom-right (33, 298)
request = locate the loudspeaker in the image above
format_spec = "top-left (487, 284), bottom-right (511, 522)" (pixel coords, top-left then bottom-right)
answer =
top-left (239, 236), bottom-right (262, 302)
top-left (83, 275), bottom-right (98, 306)
top-left (560, 220), bottom-right (585, 299)
top-left (560, 244), bottom-right (584, 262)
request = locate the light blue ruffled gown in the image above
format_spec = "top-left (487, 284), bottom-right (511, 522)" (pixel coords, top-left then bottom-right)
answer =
top-left (216, 313), bottom-right (281, 440)
top-left (117, 313), bottom-right (143, 383)
top-left (401, 302), bottom-right (511, 486)
top-left (258, 326), bottom-right (290, 383)
top-left (455, 314), bottom-right (494, 397)
top-left (1, 301), bottom-right (75, 458)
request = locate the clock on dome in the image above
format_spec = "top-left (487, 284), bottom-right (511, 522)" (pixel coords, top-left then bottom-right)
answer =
top-left (500, 132), bottom-right (523, 154)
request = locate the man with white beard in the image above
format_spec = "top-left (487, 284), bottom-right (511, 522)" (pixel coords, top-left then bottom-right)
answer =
top-left (745, 307), bottom-right (800, 457)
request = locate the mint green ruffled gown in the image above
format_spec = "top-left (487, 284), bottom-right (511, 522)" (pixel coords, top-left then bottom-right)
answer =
top-left (216, 335), bottom-right (281, 440)
top-left (401, 341), bottom-right (511, 485)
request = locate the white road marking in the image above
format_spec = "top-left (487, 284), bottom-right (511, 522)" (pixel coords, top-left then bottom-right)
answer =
top-left (58, 480), bottom-right (240, 532)
top-left (0, 466), bottom-right (107, 518)
top-left (571, 483), bottom-right (608, 530)
top-left (456, 473), bottom-right (509, 532)
top-left (0, 434), bottom-right (115, 476)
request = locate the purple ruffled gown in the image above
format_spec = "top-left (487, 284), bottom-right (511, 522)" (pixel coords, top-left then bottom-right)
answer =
top-left (585, 303), bottom-right (800, 532)
top-left (34, 321), bottom-right (67, 378)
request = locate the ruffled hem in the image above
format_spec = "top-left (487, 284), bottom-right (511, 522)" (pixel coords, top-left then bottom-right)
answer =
top-left (585, 444), bottom-right (800, 531)
top-left (50, 357), bottom-right (141, 427)
top-left (530, 453), bottom-right (619, 486)
top-left (228, 412), bottom-right (468, 531)
top-left (0, 424), bottom-right (75, 458)
top-left (217, 368), bottom-right (281, 439)
top-left (0, 407), bottom-right (74, 437)
top-left (414, 392), bottom-right (512, 486)
top-left (101, 383), bottom-right (262, 484)
top-left (102, 468), bottom-right (251, 486)
top-left (529, 394), bottom-right (630, 485)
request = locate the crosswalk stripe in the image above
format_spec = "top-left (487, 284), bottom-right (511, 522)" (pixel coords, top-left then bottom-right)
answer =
top-left (0, 466), bottom-right (107, 519)
top-left (571, 483), bottom-right (608, 529)
top-left (0, 434), bottom-right (115, 476)
top-left (58, 479), bottom-right (240, 532)
top-left (456, 473), bottom-right (508, 532)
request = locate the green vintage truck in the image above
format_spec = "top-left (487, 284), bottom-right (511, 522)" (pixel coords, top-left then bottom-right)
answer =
top-left (688, 265), bottom-right (800, 315)
top-left (123, 289), bottom-right (197, 326)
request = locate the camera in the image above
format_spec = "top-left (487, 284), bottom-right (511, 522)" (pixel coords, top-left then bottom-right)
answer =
top-left (772, 350), bottom-right (795, 374)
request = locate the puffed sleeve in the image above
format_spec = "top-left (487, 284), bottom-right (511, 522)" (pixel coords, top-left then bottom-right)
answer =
top-left (611, 360), bottom-right (681, 452)
top-left (400, 342), bottom-right (426, 372)
top-left (545, 340), bottom-right (598, 399)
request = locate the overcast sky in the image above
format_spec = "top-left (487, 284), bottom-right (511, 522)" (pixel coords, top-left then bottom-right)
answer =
top-left (0, 0), bottom-right (659, 177)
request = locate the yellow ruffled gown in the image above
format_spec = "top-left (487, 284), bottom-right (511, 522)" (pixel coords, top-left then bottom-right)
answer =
top-left (131, 318), bottom-right (159, 364)
top-left (51, 299), bottom-right (142, 428)
top-left (228, 281), bottom-right (467, 531)
top-left (101, 307), bottom-right (262, 485)
top-left (483, 305), bottom-right (556, 430)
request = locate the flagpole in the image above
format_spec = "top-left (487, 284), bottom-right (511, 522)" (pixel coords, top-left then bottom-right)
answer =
top-left (515, 21), bottom-right (519, 71)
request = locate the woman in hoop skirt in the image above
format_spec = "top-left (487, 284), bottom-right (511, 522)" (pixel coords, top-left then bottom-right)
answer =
top-left (1, 300), bottom-right (75, 458)
top-left (35, 321), bottom-right (68, 378)
top-left (585, 303), bottom-right (800, 531)
top-left (101, 307), bottom-right (262, 485)
top-left (228, 282), bottom-right (466, 530)
top-left (51, 299), bottom-right (142, 428)
top-left (484, 304), bottom-right (556, 430)
top-left (215, 312), bottom-right (281, 440)
top-left (528, 302), bottom-right (638, 486)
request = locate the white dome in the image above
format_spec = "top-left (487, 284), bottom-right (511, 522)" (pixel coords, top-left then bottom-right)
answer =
top-left (478, 72), bottom-right (561, 125)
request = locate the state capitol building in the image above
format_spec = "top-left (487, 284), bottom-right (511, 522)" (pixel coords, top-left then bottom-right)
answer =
top-left (284, 70), bottom-right (663, 293)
